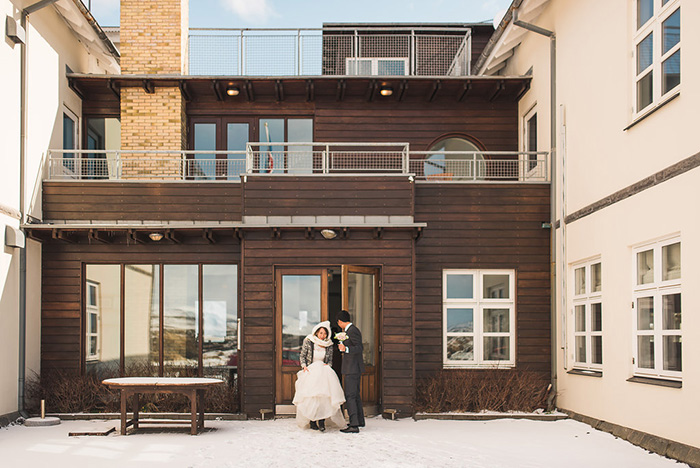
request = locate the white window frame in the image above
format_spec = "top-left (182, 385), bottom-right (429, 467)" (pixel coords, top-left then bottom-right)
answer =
top-left (571, 259), bottom-right (603, 371)
top-left (633, 0), bottom-right (681, 117)
top-left (442, 269), bottom-right (515, 368)
top-left (345, 57), bottom-right (409, 76)
top-left (521, 104), bottom-right (542, 180)
top-left (86, 280), bottom-right (100, 361)
top-left (632, 237), bottom-right (681, 380)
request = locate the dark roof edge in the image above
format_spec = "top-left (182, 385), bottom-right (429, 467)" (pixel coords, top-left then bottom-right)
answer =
top-left (67, 73), bottom-right (531, 81)
top-left (321, 22), bottom-right (492, 28)
top-left (473, 0), bottom-right (524, 75)
top-left (70, 0), bottom-right (121, 61)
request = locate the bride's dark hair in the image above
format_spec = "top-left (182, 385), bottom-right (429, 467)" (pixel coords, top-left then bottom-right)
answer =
top-left (314, 326), bottom-right (329, 337)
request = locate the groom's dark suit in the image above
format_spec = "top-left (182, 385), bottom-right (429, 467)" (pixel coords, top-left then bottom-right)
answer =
top-left (341, 324), bottom-right (365, 428)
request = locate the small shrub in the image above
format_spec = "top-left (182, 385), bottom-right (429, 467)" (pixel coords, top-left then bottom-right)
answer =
top-left (26, 364), bottom-right (239, 414)
top-left (416, 369), bottom-right (549, 413)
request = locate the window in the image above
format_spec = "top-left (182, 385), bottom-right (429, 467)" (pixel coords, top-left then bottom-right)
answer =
top-left (634, 0), bottom-right (680, 113)
top-left (259, 118), bottom-right (314, 174)
top-left (443, 270), bottom-right (515, 367)
top-left (346, 57), bottom-right (408, 76)
top-left (633, 238), bottom-right (681, 380)
top-left (63, 108), bottom-right (78, 171)
top-left (571, 260), bottom-right (602, 370)
top-left (523, 106), bottom-right (539, 173)
top-left (86, 281), bottom-right (100, 361)
top-left (424, 137), bottom-right (483, 180)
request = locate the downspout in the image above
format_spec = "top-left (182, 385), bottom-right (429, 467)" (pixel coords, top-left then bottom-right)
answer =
top-left (511, 8), bottom-right (558, 410)
top-left (18, 0), bottom-right (61, 418)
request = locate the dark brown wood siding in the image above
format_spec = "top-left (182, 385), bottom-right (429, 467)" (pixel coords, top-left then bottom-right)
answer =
top-left (42, 182), bottom-right (242, 222)
top-left (413, 183), bottom-right (551, 380)
top-left (241, 229), bottom-right (414, 417)
top-left (40, 241), bottom-right (241, 372)
top-left (243, 176), bottom-right (414, 217)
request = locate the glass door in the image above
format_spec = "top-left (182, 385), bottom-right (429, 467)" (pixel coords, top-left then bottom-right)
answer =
top-left (275, 268), bottom-right (328, 405)
top-left (342, 265), bottom-right (380, 405)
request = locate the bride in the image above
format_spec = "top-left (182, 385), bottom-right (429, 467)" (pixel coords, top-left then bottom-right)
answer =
top-left (293, 321), bottom-right (347, 431)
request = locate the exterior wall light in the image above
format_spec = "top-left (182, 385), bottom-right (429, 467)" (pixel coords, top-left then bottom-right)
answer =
top-left (379, 86), bottom-right (393, 96)
top-left (149, 232), bottom-right (164, 241)
top-left (226, 84), bottom-right (240, 96)
top-left (320, 229), bottom-right (337, 239)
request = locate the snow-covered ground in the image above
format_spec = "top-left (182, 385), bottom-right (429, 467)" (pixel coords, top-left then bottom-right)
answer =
top-left (0, 417), bottom-right (687, 468)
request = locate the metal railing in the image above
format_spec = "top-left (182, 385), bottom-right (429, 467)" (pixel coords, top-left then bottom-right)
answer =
top-left (188, 27), bottom-right (471, 76)
top-left (47, 147), bottom-right (549, 183)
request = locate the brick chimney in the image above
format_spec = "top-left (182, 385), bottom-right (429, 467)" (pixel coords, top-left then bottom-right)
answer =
top-left (119, 0), bottom-right (188, 178)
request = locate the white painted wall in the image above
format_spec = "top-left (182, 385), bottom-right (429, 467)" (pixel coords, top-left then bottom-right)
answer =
top-left (0, 0), bottom-right (118, 418)
top-left (490, 0), bottom-right (700, 448)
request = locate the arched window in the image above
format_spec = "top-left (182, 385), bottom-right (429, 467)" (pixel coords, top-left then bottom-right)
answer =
top-left (424, 137), bottom-right (484, 180)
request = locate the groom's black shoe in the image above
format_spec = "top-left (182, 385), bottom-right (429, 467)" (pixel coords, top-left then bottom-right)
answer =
top-left (340, 426), bottom-right (359, 433)
top-left (318, 420), bottom-right (326, 432)
top-left (310, 421), bottom-right (319, 431)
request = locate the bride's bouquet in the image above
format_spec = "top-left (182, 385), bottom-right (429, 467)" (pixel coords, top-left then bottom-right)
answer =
top-left (334, 332), bottom-right (348, 343)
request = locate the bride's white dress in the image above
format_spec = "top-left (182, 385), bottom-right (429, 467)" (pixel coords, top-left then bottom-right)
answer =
top-left (293, 344), bottom-right (346, 428)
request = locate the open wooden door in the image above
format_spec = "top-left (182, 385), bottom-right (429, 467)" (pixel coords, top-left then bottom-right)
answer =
top-left (275, 268), bottom-right (328, 408)
top-left (342, 265), bottom-right (380, 406)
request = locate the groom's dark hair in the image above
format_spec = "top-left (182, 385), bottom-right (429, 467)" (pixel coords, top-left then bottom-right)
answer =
top-left (337, 310), bottom-right (351, 322)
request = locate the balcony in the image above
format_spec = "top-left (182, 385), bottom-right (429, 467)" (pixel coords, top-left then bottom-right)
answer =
top-left (47, 144), bottom-right (549, 183)
top-left (188, 27), bottom-right (472, 77)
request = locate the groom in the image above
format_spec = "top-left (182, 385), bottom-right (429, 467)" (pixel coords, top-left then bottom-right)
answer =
top-left (336, 309), bottom-right (365, 433)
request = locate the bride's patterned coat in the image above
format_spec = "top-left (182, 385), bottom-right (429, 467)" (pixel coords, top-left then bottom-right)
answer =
top-left (299, 338), bottom-right (334, 368)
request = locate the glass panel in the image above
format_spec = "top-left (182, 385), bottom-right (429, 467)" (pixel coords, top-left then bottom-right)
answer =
top-left (637, 336), bottom-right (655, 368)
top-left (84, 118), bottom-right (120, 179)
top-left (348, 59), bottom-right (371, 75)
top-left (62, 113), bottom-right (75, 166)
top-left (445, 274), bottom-right (473, 299)
top-left (226, 123), bottom-right (248, 180)
top-left (125, 265), bottom-right (160, 375)
top-left (85, 265), bottom-right (120, 373)
top-left (527, 113), bottom-right (537, 170)
top-left (575, 305), bottom-right (586, 332)
top-left (282, 275), bottom-right (321, 366)
top-left (483, 309), bottom-right (509, 333)
top-left (663, 336), bottom-right (682, 371)
top-left (637, 297), bottom-right (654, 330)
top-left (575, 336), bottom-right (586, 363)
top-left (260, 118), bottom-right (284, 174)
top-left (637, 0), bottom-right (653, 29)
top-left (662, 9), bottom-right (680, 54)
top-left (446, 336), bottom-right (474, 361)
top-left (193, 123), bottom-right (217, 179)
top-left (662, 243), bottom-right (681, 281)
top-left (574, 267), bottom-right (586, 295)
top-left (637, 72), bottom-right (653, 111)
top-left (591, 336), bottom-right (603, 365)
top-left (663, 50), bottom-right (681, 94)
top-left (377, 59), bottom-right (406, 75)
top-left (637, 33), bottom-right (653, 74)
top-left (591, 263), bottom-right (602, 292)
top-left (446, 308), bottom-right (473, 332)
top-left (287, 119), bottom-right (314, 174)
top-left (202, 265), bottom-right (238, 380)
top-left (163, 265), bottom-right (199, 374)
top-left (88, 284), bottom-right (97, 307)
top-left (425, 137), bottom-right (482, 179)
top-left (483, 274), bottom-right (510, 299)
top-left (483, 337), bottom-right (509, 361)
top-left (347, 271), bottom-right (375, 366)
top-left (591, 303), bottom-right (602, 332)
top-left (637, 249), bottom-right (654, 284)
top-left (662, 293), bottom-right (681, 330)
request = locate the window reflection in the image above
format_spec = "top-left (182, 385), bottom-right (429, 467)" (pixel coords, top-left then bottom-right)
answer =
top-left (282, 275), bottom-right (321, 366)
top-left (347, 272), bottom-right (375, 366)
top-left (203, 265), bottom-right (238, 380)
top-left (164, 265), bottom-right (200, 374)
top-left (125, 265), bottom-right (160, 375)
top-left (85, 265), bottom-right (120, 374)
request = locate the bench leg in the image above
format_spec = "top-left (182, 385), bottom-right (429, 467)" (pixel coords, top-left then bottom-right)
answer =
top-left (132, 393), bottom-right (139, 430)
top-left (190, 389), bottom-right (198, 435)
top-left (198, 389), bottom-right (205, 430)
top-left (120, 390), bottom-right (127, 435)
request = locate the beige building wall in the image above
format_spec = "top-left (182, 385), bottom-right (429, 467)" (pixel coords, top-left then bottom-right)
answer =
top-left (0, 0), bottom-right (118, 418)
top-left (483, 0), bottom-right (699, 448)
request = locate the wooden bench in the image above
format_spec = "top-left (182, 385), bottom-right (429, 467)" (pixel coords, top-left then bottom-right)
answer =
top-left (102, 377), bottom-right (224, 435)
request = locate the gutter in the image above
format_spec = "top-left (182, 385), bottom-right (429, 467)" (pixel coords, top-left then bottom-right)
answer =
top-left (18, 0), bottom-right (61, 419)
top-left (509, 7), bottom-right (558, 411)
top-left (473, 0), bottom-right (525, 74)
top-left (68, 0), bottom-right (120, 61)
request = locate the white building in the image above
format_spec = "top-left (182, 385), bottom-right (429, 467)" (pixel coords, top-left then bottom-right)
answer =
top-left (0, 0), bottom-right (118, 422)
top-left (477, 0), bottom-right (699, 457)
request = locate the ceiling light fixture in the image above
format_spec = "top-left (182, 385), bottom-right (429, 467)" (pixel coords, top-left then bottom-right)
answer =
top-left (149, 232), bottom-right (164, 241)
top-left (379, 86), bottom-right (393, 96)
top-left (320, 229), bottom-right (337, 240)
top-left (226, 83), bottom-right (240, 96)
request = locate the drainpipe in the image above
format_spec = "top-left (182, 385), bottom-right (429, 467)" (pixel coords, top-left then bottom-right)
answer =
top-left (18, 0), bottom-right (61, 418)
top-left (511, 8), bottom-right (558, 410)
